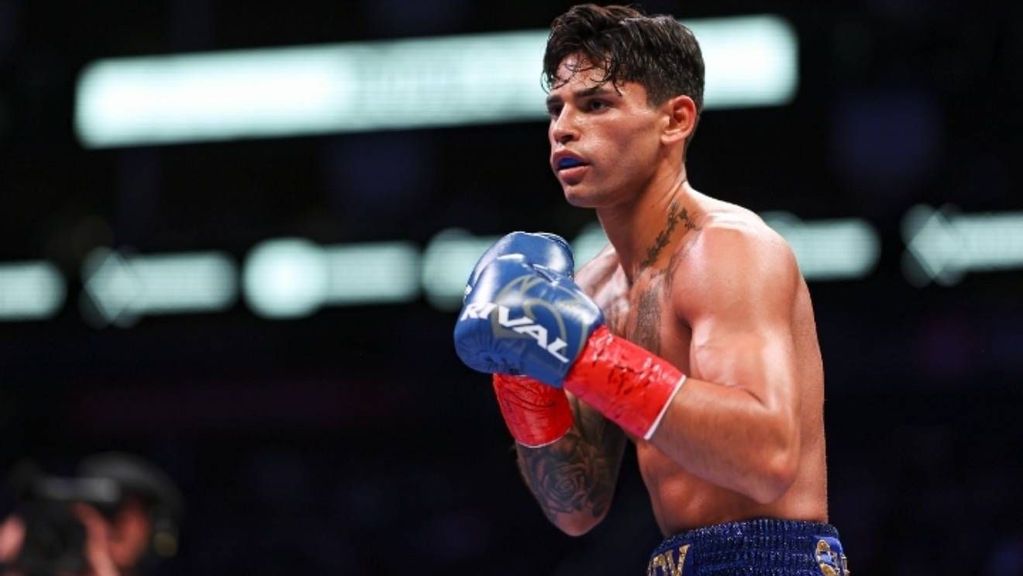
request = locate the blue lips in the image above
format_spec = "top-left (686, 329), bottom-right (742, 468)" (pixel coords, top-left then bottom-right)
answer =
top-left (558, 157), bottom-right (584, 170)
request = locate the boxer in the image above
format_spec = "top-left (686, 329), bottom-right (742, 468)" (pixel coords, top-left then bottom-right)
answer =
top-left (454, 5), bottom-right (848, 574)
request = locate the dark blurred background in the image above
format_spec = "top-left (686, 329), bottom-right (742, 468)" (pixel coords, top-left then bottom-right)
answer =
top-left (1, 0), bottom-right (1022, 574)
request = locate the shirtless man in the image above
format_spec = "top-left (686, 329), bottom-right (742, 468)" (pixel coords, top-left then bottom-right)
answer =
top-left (454, 5), bottom-right (848, 574)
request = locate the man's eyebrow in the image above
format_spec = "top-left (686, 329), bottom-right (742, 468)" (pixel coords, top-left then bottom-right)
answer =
top-left (576, 85), bottom-right (617, 98)
top-left (546, 85), bottom-right (617, 107)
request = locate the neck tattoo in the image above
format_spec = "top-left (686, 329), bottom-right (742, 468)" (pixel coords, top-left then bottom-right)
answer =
top-left (639, 199), bottom-right (696, 270)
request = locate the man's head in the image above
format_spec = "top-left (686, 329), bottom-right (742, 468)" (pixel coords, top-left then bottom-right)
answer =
top-left (544, 4), bottom-right (704, 118)
top-left (543, 5), bottom-right (705, 207)
top-left (76, 452), bottom-right (183, 569)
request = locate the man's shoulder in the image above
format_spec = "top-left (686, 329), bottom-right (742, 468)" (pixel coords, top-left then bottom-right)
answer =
top-left (674, 203), bottom-right (799, 297)
top-left (673, 206), bottom-right (802, 321)
top-left (695, 204), bottom-right (791, 261)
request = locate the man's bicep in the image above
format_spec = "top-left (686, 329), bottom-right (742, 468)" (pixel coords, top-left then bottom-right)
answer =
top-left (688, 323), bottom-right (799, 409)
top-left (675, 227), bottom-right (801, 399)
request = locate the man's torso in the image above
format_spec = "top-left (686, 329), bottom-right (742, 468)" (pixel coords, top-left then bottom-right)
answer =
top-left (575, 195), bottom-right (829, 534)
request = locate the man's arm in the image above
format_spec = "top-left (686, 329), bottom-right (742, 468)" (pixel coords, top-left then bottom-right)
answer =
top-left (514, 245), bottom-right (627, 536)
top-left (516, 394), bottom-right (627, 536)
top-left (651, 225), bottom-right (803, 504)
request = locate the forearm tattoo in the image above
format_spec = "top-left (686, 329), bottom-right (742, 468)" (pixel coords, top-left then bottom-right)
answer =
top-left (517, 398), bottom-right (624, 522)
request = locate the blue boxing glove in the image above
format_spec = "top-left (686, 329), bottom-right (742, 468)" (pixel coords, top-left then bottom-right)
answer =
top-left (465, 231), bottom-right (576, 290)
top-left (455, 232), bottom-right (689, 440)
top-left (463, 232), bottom-right (581, 446)
top-left (454, 235), bottom-right (604, 387)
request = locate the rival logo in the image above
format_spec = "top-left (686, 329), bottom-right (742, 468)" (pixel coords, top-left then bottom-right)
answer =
top-left (459, 301), bottom-right (569, 363)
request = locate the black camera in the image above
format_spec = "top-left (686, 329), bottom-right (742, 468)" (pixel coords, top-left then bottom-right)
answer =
top-left (6, 454), bottom-right (182, 576)
top-left (13, 472), bottom-right (123, 575)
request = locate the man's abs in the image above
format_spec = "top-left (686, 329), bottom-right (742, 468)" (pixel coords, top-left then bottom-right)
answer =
top-left (636, 436), bottom-right (828, 535)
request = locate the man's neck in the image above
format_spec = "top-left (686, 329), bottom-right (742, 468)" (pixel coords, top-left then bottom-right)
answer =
top-left (596, 166), bottom-right (695, 283)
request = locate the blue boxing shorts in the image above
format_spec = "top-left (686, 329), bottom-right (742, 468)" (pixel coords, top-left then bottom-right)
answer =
top-left (647, 518), bottom-right (849, 576)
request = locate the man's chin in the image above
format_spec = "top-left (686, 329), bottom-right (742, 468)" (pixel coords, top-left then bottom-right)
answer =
top-left (562, 186), bottom-right (600, 208)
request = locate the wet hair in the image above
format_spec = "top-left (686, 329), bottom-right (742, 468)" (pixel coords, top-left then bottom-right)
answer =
top-left (543, 4), bottom-right (705, 112)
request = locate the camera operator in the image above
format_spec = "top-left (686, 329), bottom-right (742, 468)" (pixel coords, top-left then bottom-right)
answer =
top-left (0, 452), bottom-right (182, 576)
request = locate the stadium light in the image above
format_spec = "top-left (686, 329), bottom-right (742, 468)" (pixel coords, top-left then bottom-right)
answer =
top-left (762, 212), bottom-right (880, 280)
top-left (81, 248), bottom-right (237, 326)
top-left (243, 238), bottom-right (420, 319)
top-left (903, 204), bottom-right (1023, 286)
top-left (0, 262), bottom-right (66, 321)
top-left (76, 15), bottom-right (798, 147)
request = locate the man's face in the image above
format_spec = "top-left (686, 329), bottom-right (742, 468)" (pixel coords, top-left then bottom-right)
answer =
top-left (547, 54), bottom-right (666, 208)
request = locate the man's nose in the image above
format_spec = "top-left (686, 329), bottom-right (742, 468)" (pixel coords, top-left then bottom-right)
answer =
top-left (550, 110), bottom-right (579, 144)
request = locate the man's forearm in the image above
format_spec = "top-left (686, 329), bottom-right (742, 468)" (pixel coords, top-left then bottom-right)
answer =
top-left (516, 400), bottom-right (626, 536)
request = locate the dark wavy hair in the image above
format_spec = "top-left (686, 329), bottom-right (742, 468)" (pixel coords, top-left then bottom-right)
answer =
top-left (543, 4), bottom-right (705, 113)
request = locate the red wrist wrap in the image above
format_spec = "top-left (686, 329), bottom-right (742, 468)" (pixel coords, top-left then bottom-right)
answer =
top-left (492, 373), bottom-right (573, 447)
top-left (563, 325), bottom-right (686, 440)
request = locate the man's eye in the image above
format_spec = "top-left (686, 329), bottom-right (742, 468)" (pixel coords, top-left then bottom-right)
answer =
top-left (587, 100), bottom-right (608, 111)
top-left (547, 106), bottom-right (562, 118)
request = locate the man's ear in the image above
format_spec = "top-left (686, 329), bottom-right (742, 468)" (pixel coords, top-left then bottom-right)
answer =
top-left (661, 95), bottom-right (698, 146)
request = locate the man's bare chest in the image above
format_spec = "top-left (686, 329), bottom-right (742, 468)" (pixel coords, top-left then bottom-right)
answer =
top-left (602, 271), bottom-right (692, 371)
